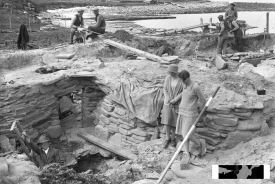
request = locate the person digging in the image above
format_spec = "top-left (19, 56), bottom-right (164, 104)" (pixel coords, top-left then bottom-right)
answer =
top-left (170, 70), bottom-right (207, 170)
top-left (22, 133), bottom-right (60, 168)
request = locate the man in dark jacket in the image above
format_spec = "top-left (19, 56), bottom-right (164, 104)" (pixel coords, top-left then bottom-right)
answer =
top-left (70, 9), bottom-right (84, 44)
top-left (22, 133), bottom-right (60, 168)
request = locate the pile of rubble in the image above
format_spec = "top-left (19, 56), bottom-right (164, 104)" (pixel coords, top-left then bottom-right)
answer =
top-left (40, 163), bottom-right (106, 184)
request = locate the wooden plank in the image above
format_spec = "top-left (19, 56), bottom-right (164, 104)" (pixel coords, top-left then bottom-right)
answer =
top-left (182, 23), bottom-right (209, 31)
top-left (104, 39), bottom-right (163, 63)
top-left (77, 132), bottom-right (137, 160)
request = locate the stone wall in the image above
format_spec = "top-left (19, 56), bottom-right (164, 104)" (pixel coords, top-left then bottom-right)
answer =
top-left (0, 76), bottom-right (106, 153)
top-left (95, 93), bottom-right (271, 154)
top-left (95, 95), bottom-right (158, 154)
top-left (195, 110), bottom-right (269, 152)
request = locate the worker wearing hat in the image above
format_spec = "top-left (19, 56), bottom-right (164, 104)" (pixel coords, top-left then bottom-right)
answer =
top-left (217, 15), bottom-right (230, 55)
top-left (86, 7), bottom-right (106, 39)
top-left (22, 133), bottom-right (60, 168)
top-left (161, 64), bottom-right (183, 149)
top-left (225, 3), bottom-right (238, 21)
top-left (70, 9), bottom-right (85, 44)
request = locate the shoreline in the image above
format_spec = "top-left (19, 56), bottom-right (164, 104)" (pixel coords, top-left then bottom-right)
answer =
top-left (40, 2), bottom-right (275, 23)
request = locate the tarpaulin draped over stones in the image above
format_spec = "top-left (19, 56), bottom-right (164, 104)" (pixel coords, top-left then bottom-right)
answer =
top-left (112, 75), bottom-right (163, 125)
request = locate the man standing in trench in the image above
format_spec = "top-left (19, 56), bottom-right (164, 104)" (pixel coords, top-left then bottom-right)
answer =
top-left (22, 133), bottom-right (60, 168)
top-left (217, 15), bottom-right (230, 55)
top-left (227, 16), bottom-right (244, 52)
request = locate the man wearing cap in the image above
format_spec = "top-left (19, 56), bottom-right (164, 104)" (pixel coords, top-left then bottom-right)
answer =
top-left (22, 133), bottom-right (60, 168)
top-left (70, 9), bottom-right (85, 44)
top-left (225, 3), bottom-right (238, 21)
top-left (217, 15), bottom-right (230, 55)
top-left (87, 7), bottom-right (106, 39)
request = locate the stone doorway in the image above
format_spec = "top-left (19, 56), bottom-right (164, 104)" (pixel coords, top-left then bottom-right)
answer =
top-left (58, 85), bottom-right (106, 132)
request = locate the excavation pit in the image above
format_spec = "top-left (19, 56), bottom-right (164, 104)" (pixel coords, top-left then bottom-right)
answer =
top-left (1, 34), bottom-right (275, 184)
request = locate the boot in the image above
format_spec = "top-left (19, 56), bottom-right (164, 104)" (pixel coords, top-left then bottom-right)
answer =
top-left (162, 140), bottom-right (170, 149)
top-left (170, 139), bottom-right (176, 148)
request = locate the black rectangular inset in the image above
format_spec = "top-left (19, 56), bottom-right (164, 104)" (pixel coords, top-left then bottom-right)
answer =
top-left (218, 165), bottom-right (264, 179)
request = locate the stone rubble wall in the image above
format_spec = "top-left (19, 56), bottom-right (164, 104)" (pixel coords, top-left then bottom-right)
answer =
top-left (195, 109), bottom-right (269, 153)
top-left (0, 76), bottom-right (106, 153)
top-left (97, 94), bottom-right (271, 154)
top-left (96, 95), bottom-right (158, 154)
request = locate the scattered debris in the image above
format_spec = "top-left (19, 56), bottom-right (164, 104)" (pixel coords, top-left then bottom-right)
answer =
top-left (40, 163), bottom-right (106, 184)
top-left (35, 65), bottom-right (70, 74)
top-left (40, 25), bottom-right (59, 31)
top-left (112, 30), bottom-right (133, 42)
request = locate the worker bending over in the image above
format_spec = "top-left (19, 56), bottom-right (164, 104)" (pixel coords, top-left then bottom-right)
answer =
top-left (70, 9), bottom-right (84, 44)
top-left (217, 15), bottom-right (230, 55)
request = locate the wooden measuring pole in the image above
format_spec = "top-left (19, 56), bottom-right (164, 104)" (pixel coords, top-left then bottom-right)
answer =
top-left (266, 12), bottom-right (269, 33)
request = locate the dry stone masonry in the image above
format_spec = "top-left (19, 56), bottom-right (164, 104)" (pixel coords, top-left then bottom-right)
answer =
top-left (98, 95), bottom-right (156, 154)
top-left (0, 76), bottom-right (107, 153)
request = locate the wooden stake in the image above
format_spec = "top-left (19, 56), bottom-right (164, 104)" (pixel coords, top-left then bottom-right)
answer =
top-left (29, 16), bottom-right (31, 31)
top-left (200, 17), bottom-right (204, 32)
top-left (209, 17), bottom-right (213, 33)
top-left (10, 7), bottom-right (12, 30)
top-left (266, 12), bottom-right (269, 33)
top-left (9, 17), bottom-right (12, 30)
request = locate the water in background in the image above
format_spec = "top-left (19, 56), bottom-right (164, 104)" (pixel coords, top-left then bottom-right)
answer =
top-left (58, 11), bottom-right (275, 34)
top-left (134, 11), bottom-right (275, 34)
top-left (211, 0), bottom-right (275, 3)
